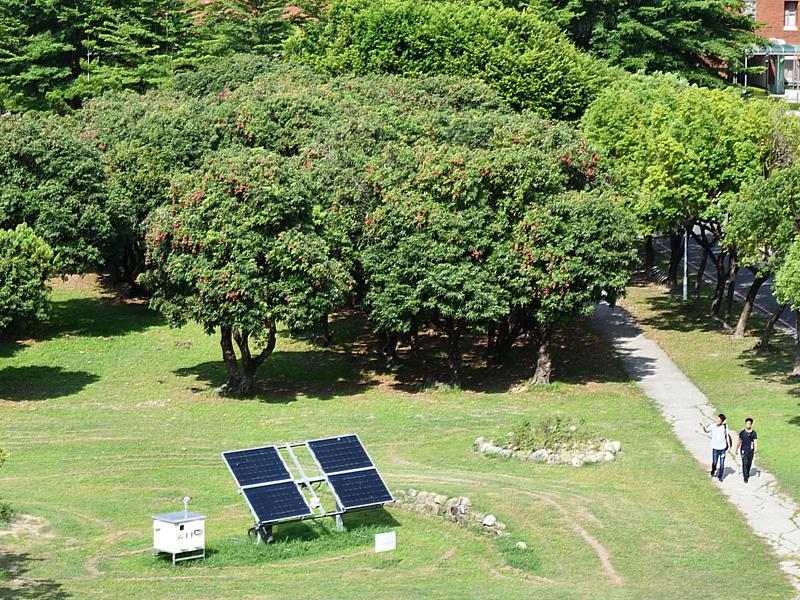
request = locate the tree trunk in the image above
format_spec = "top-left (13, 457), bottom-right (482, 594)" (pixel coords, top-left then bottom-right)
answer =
top-left (709, 251), bottom-right (728, 317)
top-left (734, 272), bottom-right (769, 338)
top-left (667, 230), bottom-right (683, 289)
top-left (377, 331), bottom-right (398, 366)
top-left (220, 326), bottom-right (241, 392)
top-left (410, 324), bottom-right (433, 386)
top-left (723, 247), bottom-right (739, 327)
top-left (758, 302), bottom-right (787, 351)
top-left (794, 312), bottom-right (800, 377)
top-left (318, 313), bottom-right (331, 347)
top-left (231, 324), bottom-right (277, 395)
top-left (445, 320), bottom-right (462, 387)
top-left (531, 328), bottom-right (552, 385)
top-left (694, 245), bottom-right (709, 299)
top-left (644, 236), bottom-right (655, 272)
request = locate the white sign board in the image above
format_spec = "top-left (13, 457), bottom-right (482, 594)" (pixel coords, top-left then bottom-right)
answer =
top-left (375, 531), bottom-right (396, 553)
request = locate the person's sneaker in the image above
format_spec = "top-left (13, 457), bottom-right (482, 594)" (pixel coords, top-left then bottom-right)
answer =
top-left (744, 478), bottom-right (749, 483)
top-left (711, 467), bottom-right (716, 477)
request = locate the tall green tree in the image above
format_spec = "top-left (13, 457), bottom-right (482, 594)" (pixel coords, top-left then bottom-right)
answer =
top-left (0, 0), bottom-right (289, 113)
top-left (285, 0), bottom-right (614, 119)
top-left (528, 0), bottom-right (762, 86)
top-left (583, 74), bottom-right (778, 317)
top-left (140, 149), bottom-right (349, 395)
top-left (0, 113), bottom-right (111, 274)
top-left (724, 167), bottom-right (800, 338)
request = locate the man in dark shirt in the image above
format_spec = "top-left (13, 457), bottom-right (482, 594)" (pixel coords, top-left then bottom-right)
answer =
top-left (735, 417), bottom-right (758, 483)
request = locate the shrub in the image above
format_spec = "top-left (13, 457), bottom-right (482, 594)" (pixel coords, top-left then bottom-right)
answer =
top-left (286, 0), bottom-right (614, 120)
top-left (498, 415), bottom-right (595, 452)
top-left (0, 224), bottom-right (53, 331)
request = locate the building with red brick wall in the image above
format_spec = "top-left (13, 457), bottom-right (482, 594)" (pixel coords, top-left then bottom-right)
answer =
top-left (752, 0), bottom-right (800, 43)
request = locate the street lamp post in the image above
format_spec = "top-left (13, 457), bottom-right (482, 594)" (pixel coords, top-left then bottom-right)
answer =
top-left (683, 226), bottom-right (688, 301)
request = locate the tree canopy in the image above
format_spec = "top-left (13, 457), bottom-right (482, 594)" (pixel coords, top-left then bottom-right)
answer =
top-left (0, 0), bottom-right (290, 113)
top-left (285, 0), bottom-right (614, 120)
top-left (528, 0), bottom-right (762, 86)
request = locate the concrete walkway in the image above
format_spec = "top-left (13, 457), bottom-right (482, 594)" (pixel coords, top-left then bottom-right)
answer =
top-left (590, 303), bottom-right (800, 596)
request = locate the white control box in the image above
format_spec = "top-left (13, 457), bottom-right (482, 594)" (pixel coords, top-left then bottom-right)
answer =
top-left (152, 511), bottom-right (206, 564)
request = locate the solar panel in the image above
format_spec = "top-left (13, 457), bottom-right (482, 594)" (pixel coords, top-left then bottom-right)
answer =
top-left (328, 468), bottom-right (392, 509)
top-left (222, 446), bottom-right (290, 487)
top-left (308, 435), bottom-right (373, 474)
top-left (243, 482), bottom-right (313, 523)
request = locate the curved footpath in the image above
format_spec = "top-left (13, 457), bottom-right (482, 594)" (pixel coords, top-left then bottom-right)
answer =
top-left (590, 303), bottom-right (800, 596)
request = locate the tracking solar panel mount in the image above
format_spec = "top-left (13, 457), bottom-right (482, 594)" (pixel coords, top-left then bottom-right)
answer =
top-left (222, 434), bottom-right (393, 543)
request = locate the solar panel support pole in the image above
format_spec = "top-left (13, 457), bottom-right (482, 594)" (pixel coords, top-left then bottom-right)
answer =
top-left (335, 514), bottom-right (344, 532)
top-left (284, 444), bottom-right (325, 516)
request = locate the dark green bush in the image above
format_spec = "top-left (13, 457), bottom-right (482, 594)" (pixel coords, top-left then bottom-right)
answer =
top-left (286, 0), bottom-right (615, 120)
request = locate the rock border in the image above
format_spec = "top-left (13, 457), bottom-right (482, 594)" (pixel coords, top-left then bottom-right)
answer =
top-left (389, 489), bottom-right (522, 541)
top-left (473, 436), bottom-right (621, 467)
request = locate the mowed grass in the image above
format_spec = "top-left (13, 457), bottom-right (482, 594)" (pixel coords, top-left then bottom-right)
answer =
top-left (0, 277), bottom-right (793, 599)
top-left (624, 281), bottom-right (800, 505)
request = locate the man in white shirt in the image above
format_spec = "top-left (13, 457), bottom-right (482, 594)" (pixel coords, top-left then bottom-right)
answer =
top-left (700, 413), bottom-right (730, 482)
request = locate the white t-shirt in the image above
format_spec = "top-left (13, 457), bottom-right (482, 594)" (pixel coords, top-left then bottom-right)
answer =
top-left (709, 423), bottom-right (728, 450)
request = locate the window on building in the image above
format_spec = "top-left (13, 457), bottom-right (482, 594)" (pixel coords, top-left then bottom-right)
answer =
top-left (786, 1), bottom-right (797, 29)
top-left (744, 0), bottom-right (756, 17)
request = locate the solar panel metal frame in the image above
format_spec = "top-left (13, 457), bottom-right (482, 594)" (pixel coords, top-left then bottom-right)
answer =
top-left (325, 468), bottom-right (393, 511)
top-left (305, 433), bottom-right (393, 511)
top-left (220, 444), bottom-right (293, 488)
top-left (240, 480), bottom-right (314, 525)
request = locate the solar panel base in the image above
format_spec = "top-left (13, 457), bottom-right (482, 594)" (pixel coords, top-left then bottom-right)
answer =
top-left (327, 469), bottom-right (393, 510)
top-left (243, 482), bottom-right (313, 524)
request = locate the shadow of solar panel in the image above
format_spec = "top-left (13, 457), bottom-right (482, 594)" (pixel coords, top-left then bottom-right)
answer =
top-left (328, 469), bottom-right (392, 509)
top-left (222, 446), bottom-right (290, 487)
top-left (243, 482), bottom-right (313, 523)
top-left (308, 435), bottom-right (373, 474)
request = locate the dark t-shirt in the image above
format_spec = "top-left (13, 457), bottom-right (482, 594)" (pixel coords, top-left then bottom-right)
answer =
top-left (739, 429), bottom-right (757, 453)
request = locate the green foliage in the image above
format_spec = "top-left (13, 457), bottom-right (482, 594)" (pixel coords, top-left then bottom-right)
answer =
top-left (80, 89), bottom-right (223, 284)
top-left (0, 113), bottom-right (111, 274)
top-left (528, 0), bottom-right (762, 86)
top-left (498, 415), bottom-right (595, 452)
top-left (140, 148), bottom-right (349, 337)
top-left (495, 190), bottom-right (637, 330)
top-left (0, 224), bottom-right (53, 332)
top-left (0, 0), bottom-right (291, 113)
top-left (286, 0), bottom-right (614, 119)
top-left (583, 74), bottom-right (777, 235)
top-left (724, 165), bottom-right (800, 273)
top-left (171, 54), bottom-right (276, 97)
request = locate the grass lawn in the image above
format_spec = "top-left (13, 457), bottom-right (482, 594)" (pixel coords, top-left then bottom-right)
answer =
top-left (623, 280), bottom-right (800, 508)
top-left (0, 277), bottom-right (794, 599)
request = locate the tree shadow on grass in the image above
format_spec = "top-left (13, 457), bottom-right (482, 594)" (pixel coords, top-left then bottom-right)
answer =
top-left (0, 297), bottom-right (164, 357)
top-left (174, 350), bottom-right (382, 403)
top-left (0, 551), bottom-right (71, 599)
top-left (0, 366), bottom-right (99, 401)
top-left (633, 288), bottom-right (725, 335)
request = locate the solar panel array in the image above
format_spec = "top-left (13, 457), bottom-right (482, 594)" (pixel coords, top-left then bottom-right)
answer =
top-left (222, 435), bottom-right (392, 527)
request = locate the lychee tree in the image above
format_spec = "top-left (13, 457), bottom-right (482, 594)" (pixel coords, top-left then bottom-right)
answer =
top-left (140, 148), bottom-right (349, 395)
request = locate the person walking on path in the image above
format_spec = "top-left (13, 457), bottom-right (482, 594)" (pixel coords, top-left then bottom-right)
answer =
top-left (700, 413), bottom-right (732, 482)
top-left (736, 418), bottom-right (759, 483)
